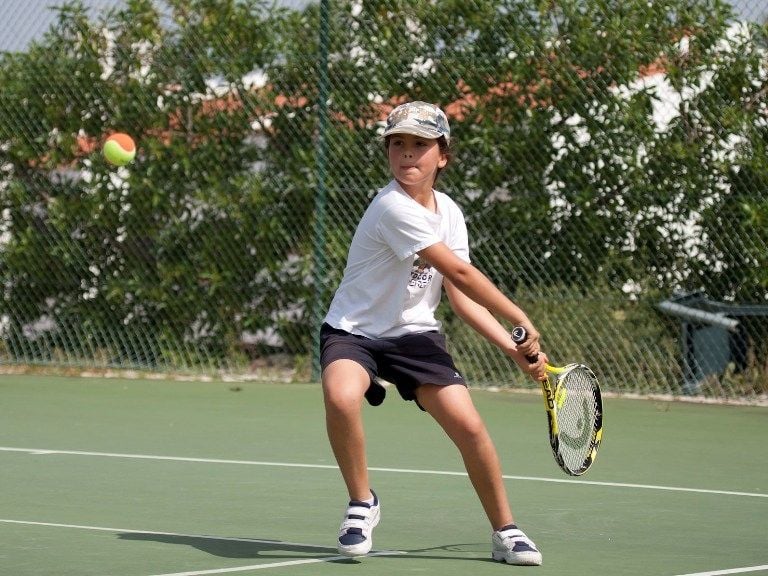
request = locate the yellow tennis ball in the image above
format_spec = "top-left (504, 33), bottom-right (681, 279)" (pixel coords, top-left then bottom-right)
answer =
top-left (103, 133), bottom-right (136, 166)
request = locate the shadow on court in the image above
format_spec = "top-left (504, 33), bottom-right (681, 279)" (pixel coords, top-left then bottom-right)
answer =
top-left (117, 532), bottom-right (338, 559)
top-left (400, 543), bottom-right (497, 564)
top-left (117, 532), bottom-right (494, 563)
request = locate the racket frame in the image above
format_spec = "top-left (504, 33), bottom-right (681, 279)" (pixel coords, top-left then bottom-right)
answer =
top-left (510, 326), bottom-right (603, 476)
top-left (542, 363), bottom-right (603, 476)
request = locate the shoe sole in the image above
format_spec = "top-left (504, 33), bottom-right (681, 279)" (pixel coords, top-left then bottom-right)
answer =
top-left (491, 550), bottom-right (543, 566)
top-left (337, 506), bottom-right (381, 557)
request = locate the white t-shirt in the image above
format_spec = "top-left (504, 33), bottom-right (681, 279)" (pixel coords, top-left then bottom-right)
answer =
top-left (324, 179), bottom-right (470, 338)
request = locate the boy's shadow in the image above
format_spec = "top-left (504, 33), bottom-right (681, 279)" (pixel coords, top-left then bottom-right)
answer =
top-left (117, 532), bottom-right (338, 560)
top-left (118, 532), bottom-right (491, 563)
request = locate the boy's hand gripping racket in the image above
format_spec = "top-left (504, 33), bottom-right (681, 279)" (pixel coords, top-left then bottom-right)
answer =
top-left (511, 326), bottom-right (603, 476)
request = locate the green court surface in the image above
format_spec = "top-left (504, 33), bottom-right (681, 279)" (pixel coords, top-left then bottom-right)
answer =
top-left (1, 375), bottom-right (766, 576)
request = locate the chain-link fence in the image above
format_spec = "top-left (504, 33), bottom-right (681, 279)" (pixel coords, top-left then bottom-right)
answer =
top-left (1, 0), bottom-right (766, 402)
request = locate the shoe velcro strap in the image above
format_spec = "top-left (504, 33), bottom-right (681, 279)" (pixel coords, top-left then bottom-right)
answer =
top-left (500, 529), bottom-right (536, 545)
top-left (340, 517), bottom-right (370, 532)
top-left (500, 531), bottom-right (538, 551)
top-left (345, 505), bottom-right (372, 519)
top-left (499, 528), bottom-right (525, 539)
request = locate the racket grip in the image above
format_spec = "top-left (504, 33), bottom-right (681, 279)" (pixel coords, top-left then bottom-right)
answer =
top-left (511, 326), bottom-right (539, 364)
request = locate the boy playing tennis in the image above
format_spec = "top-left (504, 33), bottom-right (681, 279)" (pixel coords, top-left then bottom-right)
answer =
top-left (320, 101), bottom-right (547, 566)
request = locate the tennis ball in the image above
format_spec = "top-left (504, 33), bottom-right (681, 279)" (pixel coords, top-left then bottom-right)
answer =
top-left (103, 133), bottom-right (136, 166)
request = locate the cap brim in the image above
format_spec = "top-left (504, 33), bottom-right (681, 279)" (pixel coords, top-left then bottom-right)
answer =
top-left (382, 125), bottom-right (446, 141)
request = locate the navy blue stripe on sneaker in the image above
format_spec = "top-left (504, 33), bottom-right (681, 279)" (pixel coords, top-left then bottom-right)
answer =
top-left (339, 527), bottom-right (366, 545)
top-left (512, 541), bottom-right (538, 552)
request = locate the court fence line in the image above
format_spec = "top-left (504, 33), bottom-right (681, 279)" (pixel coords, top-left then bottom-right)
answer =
top-left (0, 1), bottom-right (766, 402)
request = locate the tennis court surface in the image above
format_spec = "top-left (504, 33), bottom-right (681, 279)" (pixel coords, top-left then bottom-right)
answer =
top-left (1, 374), bottom-right (766, 576)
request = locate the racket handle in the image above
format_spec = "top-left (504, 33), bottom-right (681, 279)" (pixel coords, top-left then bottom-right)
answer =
top-left (511, 326), bottom-right (539, 364)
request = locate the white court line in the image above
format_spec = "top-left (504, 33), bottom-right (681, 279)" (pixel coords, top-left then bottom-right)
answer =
top-left (0, 446), bottom-right (765, 499)
top-left (2, 519), bottom-right (764, 576)
top-left (0, 518), bottom-right (336, 548)
top-left (673, 566), bottom-right (768, 576)
top-left (148, 551), bottom-right (403, 576)
top-left (0, 519), bottom-right (404, 575)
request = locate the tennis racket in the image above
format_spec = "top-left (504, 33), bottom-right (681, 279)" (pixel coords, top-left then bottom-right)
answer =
top-left (511, 326), bottom-right (603, 476)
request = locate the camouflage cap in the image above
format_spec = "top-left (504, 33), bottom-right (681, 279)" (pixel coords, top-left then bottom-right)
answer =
top-left (382, 101), bottom-right (450, 143)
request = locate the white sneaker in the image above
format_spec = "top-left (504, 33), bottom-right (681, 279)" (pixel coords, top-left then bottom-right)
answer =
top-left (337, 490), bottom-right (380, 556)
top-left (491, 524), bottom-right (542, 566)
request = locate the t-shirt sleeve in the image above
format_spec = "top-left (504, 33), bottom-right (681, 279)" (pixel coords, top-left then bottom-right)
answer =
top-left (377, 203), bottom-right (441, 261)
top-left (451, 214), bottom-right (471, 263)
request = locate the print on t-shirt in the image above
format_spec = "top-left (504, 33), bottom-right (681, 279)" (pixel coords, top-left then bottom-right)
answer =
top-left (409, 256), bottom-right (434, 289)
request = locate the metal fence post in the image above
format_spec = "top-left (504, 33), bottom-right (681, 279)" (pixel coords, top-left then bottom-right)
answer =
top-left (311, 0), bottom-right (330, 381)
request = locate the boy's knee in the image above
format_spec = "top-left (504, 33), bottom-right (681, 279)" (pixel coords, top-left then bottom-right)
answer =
top-left (323, 381), bottom-right (366, 413)
top-left (458, 415), bottom-right (487, 439)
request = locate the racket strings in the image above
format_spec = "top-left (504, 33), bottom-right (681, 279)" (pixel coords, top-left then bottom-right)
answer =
top-left (555, 367), bottom-right (601, 470)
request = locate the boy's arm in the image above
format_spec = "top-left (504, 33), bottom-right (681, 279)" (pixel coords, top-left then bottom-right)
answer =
top-left (444, 279), bottom-right (545, 378)
top-left (419, 242), bottom-right (547, 379)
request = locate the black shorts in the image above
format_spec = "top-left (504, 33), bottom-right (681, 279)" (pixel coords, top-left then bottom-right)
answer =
top-left (319, 323), bottom-right (467, 407)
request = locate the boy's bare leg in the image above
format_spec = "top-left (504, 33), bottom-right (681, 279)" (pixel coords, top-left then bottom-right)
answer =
top-left (322, 359), bottom-right (374, 502)
top-left (415, 383), bottom-right (514, 530)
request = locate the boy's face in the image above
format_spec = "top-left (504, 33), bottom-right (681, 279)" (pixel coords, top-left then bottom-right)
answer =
top-left (387, 133), bottom-right (448, 190)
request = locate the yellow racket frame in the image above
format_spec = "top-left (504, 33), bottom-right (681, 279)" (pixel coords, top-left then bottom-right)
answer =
top-left (541, 363), bottom-right (603, 476)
